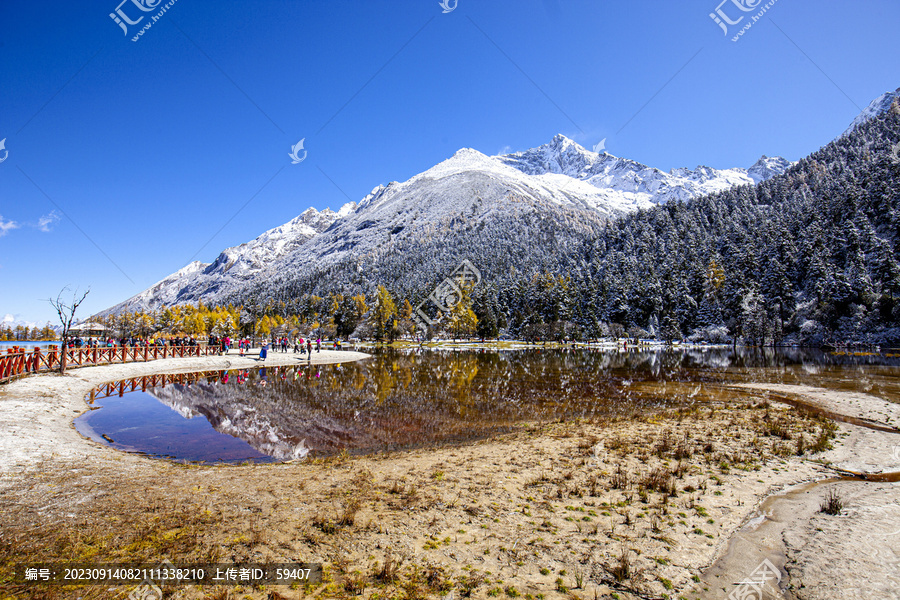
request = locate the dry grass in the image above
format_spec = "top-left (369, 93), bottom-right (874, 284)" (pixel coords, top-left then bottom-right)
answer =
top-left (0, 464), bottom-right (226, 599)
top-left (0, 396), bottom-right (837, 600)
top-left (819, 488), bottom-right (845, 515)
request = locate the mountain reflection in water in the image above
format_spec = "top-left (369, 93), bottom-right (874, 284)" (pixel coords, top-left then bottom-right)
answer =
top-left (79, 347), bottom-right (900, 463)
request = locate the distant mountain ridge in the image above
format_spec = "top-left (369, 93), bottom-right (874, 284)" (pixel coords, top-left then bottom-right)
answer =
top-left (103, 86), bottom-right (900, 317)
top-left (111, 203), bottom-right (355, 310)
top-left (1, 314), bottom-right (55, 330)
top-left (498, 134), bottom-right (790, 201)
top-left (842, 86), bottom-right (900, 137)
top-left (103, 136), bottom-right (791, 315)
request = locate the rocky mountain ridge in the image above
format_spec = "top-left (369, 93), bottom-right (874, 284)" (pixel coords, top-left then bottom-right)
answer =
top-left (104, 86), bottom-right (900, 316)
top-left (104, 136), bottom-right (791, 314)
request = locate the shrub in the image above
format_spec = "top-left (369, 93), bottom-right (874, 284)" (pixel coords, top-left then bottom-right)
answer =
top-left (819, 488), bottom-right (844, 515)
top-left (607, 548), bottom-right (632, 582)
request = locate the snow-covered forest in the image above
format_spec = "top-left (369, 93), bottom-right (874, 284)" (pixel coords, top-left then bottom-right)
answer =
top-left (225, 104), bottom-right (899, 346)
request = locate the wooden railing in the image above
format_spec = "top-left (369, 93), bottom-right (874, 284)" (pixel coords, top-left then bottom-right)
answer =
top-left (0, 344), bottom-right (220, 385)
top-left (88, 370), bottom-right (225, 402)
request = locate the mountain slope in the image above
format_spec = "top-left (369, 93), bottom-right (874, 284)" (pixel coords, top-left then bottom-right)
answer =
top-left (553, 105), bottom-right (900, 345)
top-left (106, 136), bottom-right (789, 314)
top-left (106, 205), bottom-right (354, 313)
top-left (842, 86), bottom-right (900, 137)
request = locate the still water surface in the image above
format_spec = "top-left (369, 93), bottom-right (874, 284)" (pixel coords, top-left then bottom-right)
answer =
top-left (75, 348), bottom-right (900, 464)
top-left (0, 341), bottom-right (57, 350)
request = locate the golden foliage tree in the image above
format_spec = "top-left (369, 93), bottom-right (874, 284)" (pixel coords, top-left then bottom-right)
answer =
top-left (369, 285), bottom-right (398, 342)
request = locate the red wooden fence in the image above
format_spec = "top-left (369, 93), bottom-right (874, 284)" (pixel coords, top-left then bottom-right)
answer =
top-left (0, 345), bottom-right (220, 385)
top-left (88, 370), bottom-right (224, 403)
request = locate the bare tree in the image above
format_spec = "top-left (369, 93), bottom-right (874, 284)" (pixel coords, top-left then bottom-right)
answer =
top-left (48, 286), bottom-right (90, 374)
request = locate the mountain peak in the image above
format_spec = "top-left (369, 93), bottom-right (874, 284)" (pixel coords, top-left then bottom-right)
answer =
top-left (498, 134), bottom-right (599, 178)
top-left (842, 86), bottom-right (900, 137)
top-left (549, 133), bottom-right (576, 147)
top-left (748, 155), bottom-right (793, 184)
top-left (296, 206), bottom-right (345, 233)
top-left (546, 134), bottom-right (589, 153)
top-left (416, 147), bottom-right (495, 181)
top-left (337, 201), bottom-right (357, 217)
top-left (451, 147), bottom-right (487, 159)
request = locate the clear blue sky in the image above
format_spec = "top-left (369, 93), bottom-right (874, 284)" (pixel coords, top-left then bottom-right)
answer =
top-left (1, 0), bottom-right (899, 325)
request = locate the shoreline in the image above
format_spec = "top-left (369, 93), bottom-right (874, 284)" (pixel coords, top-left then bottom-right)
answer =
top-left (0, 357), bottom-right (897, 599)
top-left (0, 349), bottom-right (370, 475)
top-left (689, 383), bottom-right (900, 600)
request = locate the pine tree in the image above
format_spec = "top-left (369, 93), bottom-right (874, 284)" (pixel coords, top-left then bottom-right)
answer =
top-left (660, 314), bottom-right (681, 343)
top-left (874, 240), bottom-right (900, 301)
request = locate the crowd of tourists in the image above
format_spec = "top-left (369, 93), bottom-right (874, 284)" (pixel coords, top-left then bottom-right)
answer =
top-left (67, 336), bottom-right (200, 348)
top-left (207, 336), bottom-right (252, 356)
top-left (63, 334), bottom-right (344, 356)
top-left (252, 336), bottom-right (348, 361)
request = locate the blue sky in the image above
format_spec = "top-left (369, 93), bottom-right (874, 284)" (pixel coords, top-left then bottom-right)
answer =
top-left (1, 0), bottom-right (899, 325)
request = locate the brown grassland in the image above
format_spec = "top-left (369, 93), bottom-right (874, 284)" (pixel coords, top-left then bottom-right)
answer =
top-left (0, 396), bottom-right (836, 600)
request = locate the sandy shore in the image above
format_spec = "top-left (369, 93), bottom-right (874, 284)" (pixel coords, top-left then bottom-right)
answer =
top-left (0, 349), bottom-right (370, 475)
top-left (0, 357), bottom-right (897, 600)
top-left (687, 384), bottom-right (900, 600)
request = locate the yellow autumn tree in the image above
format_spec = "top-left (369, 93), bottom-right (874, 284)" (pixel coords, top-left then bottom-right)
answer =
top-left (447, 283), bottom-right (478, 339)
top-left (368, 285), bottom-right (398, 342)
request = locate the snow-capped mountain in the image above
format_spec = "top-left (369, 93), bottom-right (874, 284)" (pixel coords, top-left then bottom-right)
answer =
top-left (105, 205), bottom-right (353, 313)
top-left (747, 155), bottom-right (793, 184)
top-left (499, 134), bottom-right (783, 203)
top-left (1, 314), bottom-right (54, 330)
top-left (105, 135), bottom-right (791, 314)
top-left (200, 204), bottom-right (354, 282)
top-left (149, 383), bottom-right (311, 461)
top-left (842, 86), bottom-right (900, 137)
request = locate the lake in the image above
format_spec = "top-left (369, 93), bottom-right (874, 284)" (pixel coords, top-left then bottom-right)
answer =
top-left (74, 347), bottom-right (900, 464)
top-left (0, 341), bottom-right (58, 351)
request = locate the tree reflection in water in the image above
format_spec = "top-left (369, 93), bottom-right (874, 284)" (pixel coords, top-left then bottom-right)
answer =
top-left (82, 347), bottom-right (900, 462)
